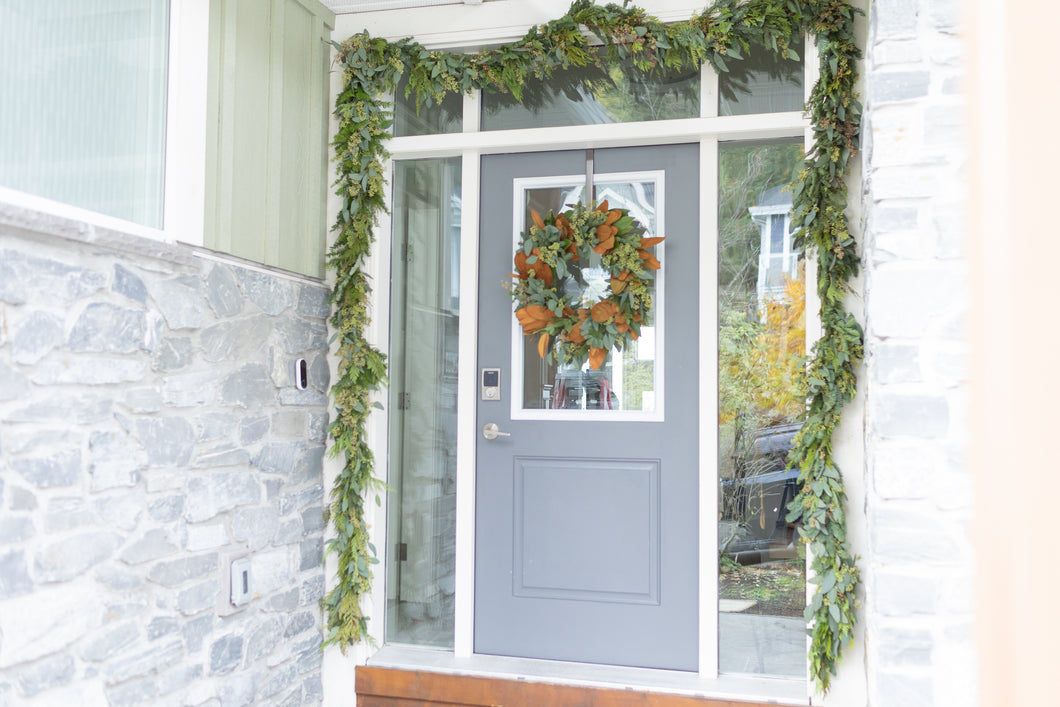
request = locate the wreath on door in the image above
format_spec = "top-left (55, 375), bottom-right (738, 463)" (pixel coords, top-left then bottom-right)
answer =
top-left (509, 200), bottom-right (663, 370)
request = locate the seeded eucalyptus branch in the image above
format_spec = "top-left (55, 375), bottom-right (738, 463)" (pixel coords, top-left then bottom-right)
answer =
top-left (325, 0), bottom-right (863, 693)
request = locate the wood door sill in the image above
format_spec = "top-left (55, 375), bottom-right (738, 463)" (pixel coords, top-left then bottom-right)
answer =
top-left (356, 666), bottom-right (801, 707)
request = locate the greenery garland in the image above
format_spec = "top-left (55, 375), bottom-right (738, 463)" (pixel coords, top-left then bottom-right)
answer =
top-left (511, 202), bottom-right (661, 370)
top-left (326, 0), bottom-right (862, 693)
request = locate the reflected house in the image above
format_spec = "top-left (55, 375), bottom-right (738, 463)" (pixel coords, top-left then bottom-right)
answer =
top-left (749, 186), bottom-right (800, 306)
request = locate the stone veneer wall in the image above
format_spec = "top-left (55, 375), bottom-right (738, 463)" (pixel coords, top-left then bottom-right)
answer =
top-left (861, 0), bottom-right (976, 704)
top-left (0, 209), bottom-right (330, 705)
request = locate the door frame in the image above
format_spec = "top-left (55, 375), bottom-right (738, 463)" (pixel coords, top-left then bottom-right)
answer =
top-left (342, 8), bottom-right (822, 696)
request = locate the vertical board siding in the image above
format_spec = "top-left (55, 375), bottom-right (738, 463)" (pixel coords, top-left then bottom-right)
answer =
top-left (205, 0), bottom-right (333, 278)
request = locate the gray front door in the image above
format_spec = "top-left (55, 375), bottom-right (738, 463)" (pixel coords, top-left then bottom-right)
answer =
top-left (475, 144), bottom-right (700, 671)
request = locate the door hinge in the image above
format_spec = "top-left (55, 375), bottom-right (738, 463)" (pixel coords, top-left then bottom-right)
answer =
top-left (398, 542), bottom-right (408, 561)
top-left (401, 242), bottom-right (414, 263)
top-left (397, 392), bottom-right (411, 410)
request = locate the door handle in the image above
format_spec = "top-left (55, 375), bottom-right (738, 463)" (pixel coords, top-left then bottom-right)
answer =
top-left (482, 423), bottom-right (511, 440)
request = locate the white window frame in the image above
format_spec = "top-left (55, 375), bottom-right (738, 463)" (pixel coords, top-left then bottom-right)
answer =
top-left (338, 2), bottom-right (827, 703)
top-left (0, 0), bottom-right (210, 247)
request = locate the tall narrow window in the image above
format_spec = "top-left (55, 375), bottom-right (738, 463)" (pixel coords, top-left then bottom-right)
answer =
top-left (0, 1), bottom-right (170, 227)
top-left (386, 158), bottom-right (461, 647)
top-left (717, 139), bottom-right (806, 677)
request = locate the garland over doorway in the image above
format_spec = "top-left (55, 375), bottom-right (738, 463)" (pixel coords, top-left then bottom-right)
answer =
top-left (326, 0), bottom-right (862, 693)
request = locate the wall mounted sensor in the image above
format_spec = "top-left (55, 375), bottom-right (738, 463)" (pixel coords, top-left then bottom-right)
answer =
top-left (295, 358), bottom-right (308, 390)
top-left (230, 557), bottom-right (252, 606)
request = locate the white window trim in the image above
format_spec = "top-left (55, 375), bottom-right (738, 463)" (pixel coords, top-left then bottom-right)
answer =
top-left (0, 0), bottom-right (209, 248)
top-left (336, 5), bottom-right (844, 703)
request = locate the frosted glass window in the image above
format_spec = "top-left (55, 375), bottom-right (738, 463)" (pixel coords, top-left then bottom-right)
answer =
top-left (0, 1), bottom-right (169, 227)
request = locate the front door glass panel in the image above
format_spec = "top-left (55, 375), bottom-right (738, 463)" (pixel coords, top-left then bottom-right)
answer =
top-left (512, 173), bottom-right (664, 421)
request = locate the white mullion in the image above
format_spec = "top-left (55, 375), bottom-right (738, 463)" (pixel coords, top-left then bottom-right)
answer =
top-left (453, 148), bottom-right (481, 658)
top-left (463, 88), bottom-right (481, 133)
top-left (700, 62), bottom-right (719, 119)
top-left (698, 135), bottom-right (720, 679)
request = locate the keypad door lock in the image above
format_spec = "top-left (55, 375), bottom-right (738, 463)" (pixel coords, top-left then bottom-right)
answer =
top-left (481, 368), bottom-right (501, 401)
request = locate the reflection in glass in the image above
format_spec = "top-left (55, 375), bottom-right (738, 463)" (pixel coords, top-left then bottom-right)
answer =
top-left (483, 57), bottom-right (699, 131)
top-left (719, 37), bottom-right (804, 116)
top-left (393, 77), bottom-right (462, 137)
top-left (386, 158), bottom-right (461, 647)
top-left (518, 181), bottom-right (660, 414)
top-left (717, 139), bottom-right (807, 677)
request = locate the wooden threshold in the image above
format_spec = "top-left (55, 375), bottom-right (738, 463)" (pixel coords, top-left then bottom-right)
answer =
top-left (356, 666), bottom-right (791, 707)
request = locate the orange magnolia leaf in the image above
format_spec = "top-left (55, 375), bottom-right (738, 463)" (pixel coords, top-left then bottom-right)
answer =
top-left (639, 236), bottom-right (665, 248)
top-left (588, 347), bottom-right (607, 370)
top-left (566, 308), bottom-right (590, 343)
top-left (638, 250), bottom-right (661, 270)
top-left (555, 215), bottom-right (574, 239)
top-left (537, 332), bottom-right (549, 359)
top-left (531, 210), bottom-right (545, 230)
top-left (515, 305), bottom-right (554, 334)
top-left (595, 200), bottom-right (609, 213)
top-left (604, 209), bottom-right (621, 226)
top-left (591, 300), bottom-right (618, 323)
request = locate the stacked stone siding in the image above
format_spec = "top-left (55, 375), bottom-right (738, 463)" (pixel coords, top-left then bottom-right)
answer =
top-left (0, 210), bottom-right (329, 705)
top-left (862, 0), bottom-right (975, 704)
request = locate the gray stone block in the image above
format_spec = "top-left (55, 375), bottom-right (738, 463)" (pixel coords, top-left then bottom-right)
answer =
top-left (0, 248), bottom-right (106, 305)
top-left (270, 411), bottom-right (307, 437)
top-left (873, 0), bottom-right (919, 39)
top-left (874, 671), bottom-right (933, 707)
top-left (201, 317), bottom-right (270, 363)
top-left (246, 617), bottom-right (284, 662)
top-left (147, 553), bottom-right (219, 587)
top-left (182, 614), bottom-right (213, 653)
top-left (82, 621), bottom-right (140, 661)
top-left (209, 634), bottom-right (244, 674)
top-left (279, 388), bottom-right (327, 406)
top-left (221, 364), bottom-right (275, 408)
top-left (178, 579), bottom-right (218, 616)
top-left (103, 640), bottom-right (183, 684)
top-left (7, 485), bottom-right (36, 511)
top-left (292, 446), bottom-right (325, 484)
top-left (238, 270), bottom-right (293, 315)
top-left (307, 412), bottom-right (328, 442)
top-left (134, 417), bottom-right (195, 467)
top-left (280, 485), bottom-right (324, 515)
top-left (44, 497), bottom-right (95, 532)
top-left (284, 611), bottom-right (316, 638)
top-left (206, 265), bottom-right (244, 318)
top-left (194, 444), bottom-right (252, 468)
top-left (163, 370), bottom-right (219, 407)
top-left (17, 654), bottom-right (75, 697)
top-left (113, 264), bottom-right (148, 303)
top-left (872, 343), bottom-right (922, 385)
top-left (105, 677), bottom-right (158, 707)
top-left (0, 360), bottom-right (29, 401)
top-left (273, 518), bottom-right (303, 545)
top-left (219, 672), bottom-right (258, 707)
top-left (12, 311), bottom-right (64, 364)
top-left (259, 664), bottom-right (297, 699)
top-left (148, 496), bottom-right (184, 523)
top-left (0, 517), bottom-right (34, 544)
top-left (123, 387), bottom-right (164, 413)
top-left (301, 507), bottom-right (325, 534)
top-left (871, 71), bottom-right (931, 104)
top-left (0, 550), bottom-right (34, 597)
top-left (299, 538), bottom-right (323, 572)
top-left (35, 531), bottom-right (123, 582)
top-left (297, 285), bottom-right (330, 319)
top-left (154, 337), bottom-right (192, 372)
top-left (147, 616), bottom-right (180, 640)
top-left (13, 449), bottom-right (81, 488)
top-left (303, 674), bottom-right (323, 703)
top-left (296, 644), bottom-right (322, 674)
top-left (275, 318), bottom-right (327, 354)
top-left (254, 442), bottom-right (303, 474)
top-left (240, 416), bottom-right (270, 444)
top-left (185, 473), bottom-right (261, 522)
top-left (301, 576), bottom-right (325, 606)
top-left (8, 394), bottom-right (112, 423)
top-left (233, 507), bottom-right (280, 551)
top-left (308, 353), bottom-right (329, 391)
top-left (121, 529), bottom-right (179, 565)
top-left (31, 356), bottom-right (146, 386)
top-left (96, 566), bottom-right (144, 591)
top-left (89, 430), bottom-right (147, 490)
top-left (68, 302), bottom-right (144, 353)
top-left (266, 588), bottom-right (299, 612)
top-left (197, 412), bottom-right (239, 442)
top-left (158, 663), bottom-right (203, 695)
top-left (873, 393), bottom-right (950, 438)
top-left (148, 275), bottom-right (206, 330)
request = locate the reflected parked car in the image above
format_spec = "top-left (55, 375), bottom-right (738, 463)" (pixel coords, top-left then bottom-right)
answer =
top-left (719, 423), bottom-right (802, 564)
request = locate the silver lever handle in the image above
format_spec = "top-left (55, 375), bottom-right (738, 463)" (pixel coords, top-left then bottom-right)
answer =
top-left (482, 423), bottom-right (511, 440)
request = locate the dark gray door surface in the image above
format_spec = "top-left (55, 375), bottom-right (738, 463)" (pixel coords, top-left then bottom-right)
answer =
top-left (474, 145), bottom-right (700, 671)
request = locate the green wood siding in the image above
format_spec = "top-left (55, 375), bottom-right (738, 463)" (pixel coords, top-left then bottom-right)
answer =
top-left (205, 0), bottom-right (334, 278)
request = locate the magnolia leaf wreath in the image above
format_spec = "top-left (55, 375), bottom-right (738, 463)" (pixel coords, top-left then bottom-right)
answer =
top-left (509, 200), bottom-right (662, 370)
